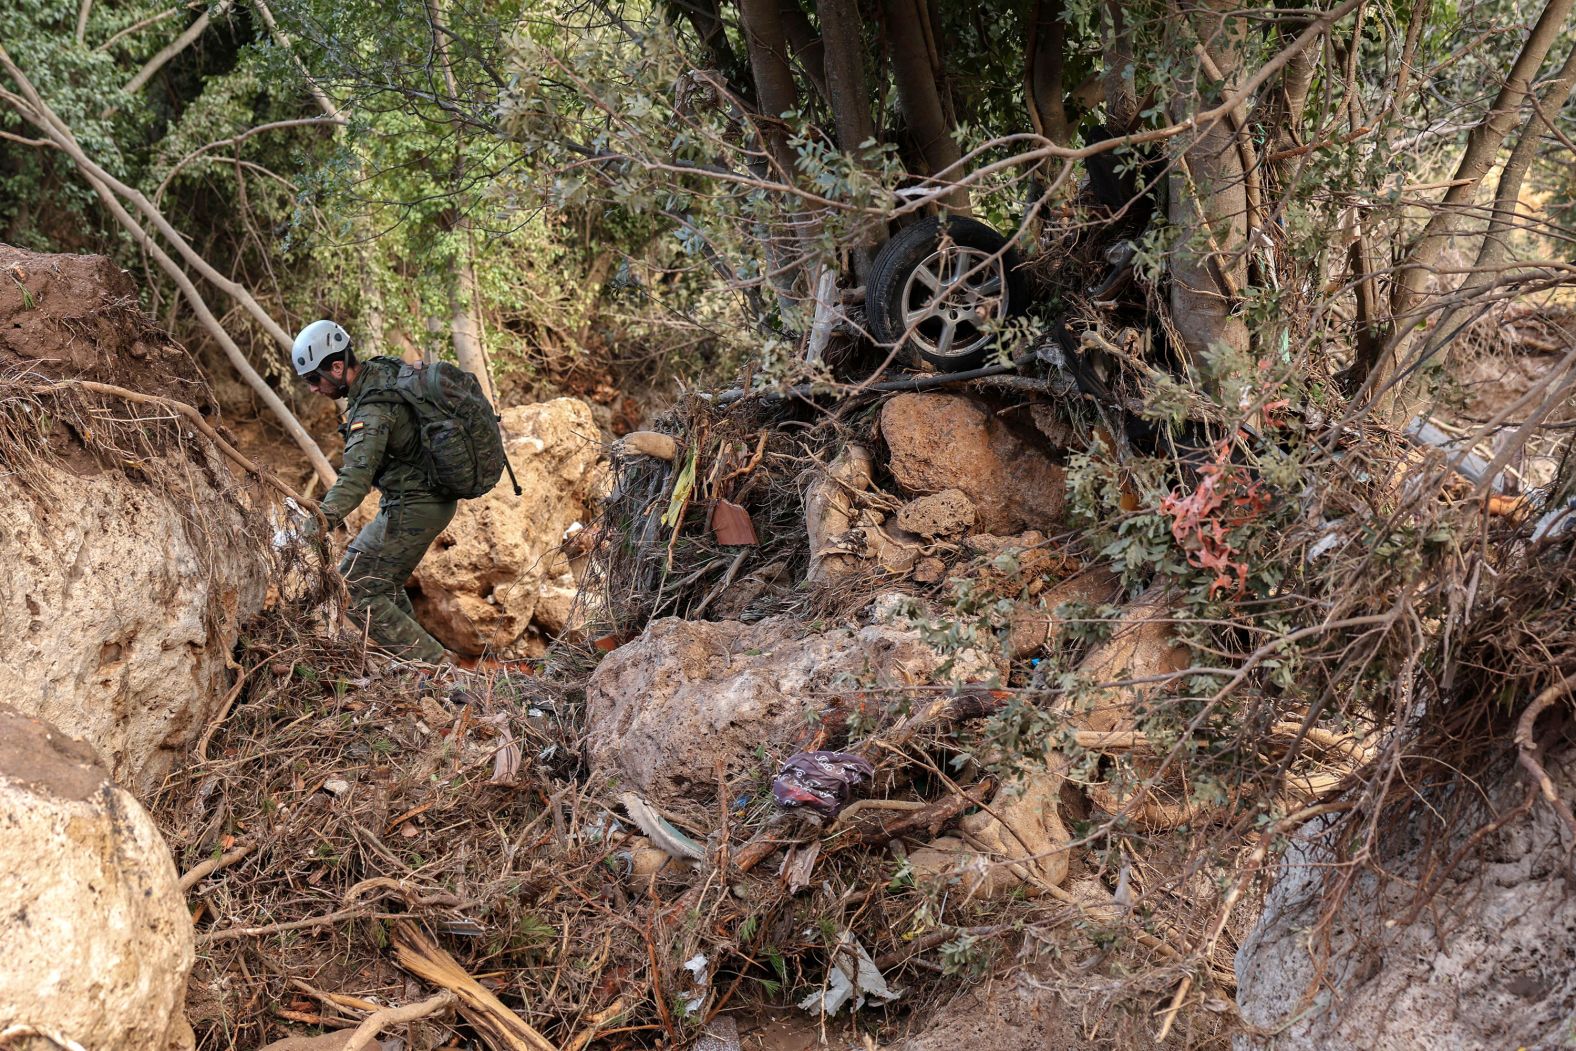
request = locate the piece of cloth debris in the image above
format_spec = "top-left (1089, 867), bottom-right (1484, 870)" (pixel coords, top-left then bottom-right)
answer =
top-left (772, 751), bottom-right (875, 819)
top-left (797, 931), bottom-right (901, 1015)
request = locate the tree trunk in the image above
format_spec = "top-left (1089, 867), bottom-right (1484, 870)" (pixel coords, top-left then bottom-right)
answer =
top-left (1166, 0), bottom-right (1250, 374)
top-left (1026, 0), bottom-right (1070, 144)
top-left (676, 0), bottom-right (747, 92)
top-left (817, 0), bottom-right (872, 156)
top-left (1362, 0), bottom-right (1576, 419)
top-left (738, 0), bottom-right (801, 176)
top-left (883, 0), bottom-right (965, 208)
top-left (779, 0), bottom-right (829, 106)
top-left (816, 0), bottom-right (878, 279)
top-left (1266, 12), bottom-right (1318, 187)
top-left (1415, 43), bottom-right (1576, 374)
top-left (426, 0), bottom-right (497, 404)
top-left (450, 247), bottom-right (493, 404)
top-left (1101, 0), bottom-right (1137, 132)
top-left (739, 0), bottom-right (810, 316)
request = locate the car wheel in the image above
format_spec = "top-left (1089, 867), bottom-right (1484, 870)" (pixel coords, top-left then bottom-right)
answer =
top-left (866, 216), bottom-right (1027, 371)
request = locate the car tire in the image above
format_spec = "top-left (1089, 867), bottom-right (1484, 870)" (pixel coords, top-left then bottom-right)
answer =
top-left (866, 216), bottom-right (1027, 371)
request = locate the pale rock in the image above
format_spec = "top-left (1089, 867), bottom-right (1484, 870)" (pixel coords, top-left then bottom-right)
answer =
top-left (912, 557), bottom-right (947, 584)
top-left (895, 489), bottom-right (976, 538)
top-left (584, 615), bottom-right (992, 810)
top-left (0, 249), bottom-right (268, 796)
top-left (404, 398), bottom-right (606, 656)
top-left (531, 573), bottom-right (583, 638)
top-left (0, 705), bottom-right (195, 1050)
top-left (1235, 757), bottom-right (1576, 1050)
top-left (0, 479), bottom-right (266, 795)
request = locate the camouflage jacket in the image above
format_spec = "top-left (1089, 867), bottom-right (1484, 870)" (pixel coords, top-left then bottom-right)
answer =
top-left (317, 357), bottom-right (436, 530)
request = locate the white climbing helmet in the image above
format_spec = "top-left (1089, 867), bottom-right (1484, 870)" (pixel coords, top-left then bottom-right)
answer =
top-left (290, 319), bottom-right (352, 376)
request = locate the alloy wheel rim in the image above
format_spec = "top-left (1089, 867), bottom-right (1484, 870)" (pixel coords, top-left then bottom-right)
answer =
top-left (898, 245), bottom-right (1007, 359)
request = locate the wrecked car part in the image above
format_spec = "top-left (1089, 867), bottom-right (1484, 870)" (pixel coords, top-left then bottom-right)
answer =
top-left (867, 217), bottom-right (1029, 372)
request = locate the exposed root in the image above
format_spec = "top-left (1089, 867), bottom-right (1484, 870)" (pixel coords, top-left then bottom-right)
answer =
top-left (1515, 671), bottom-right (1576, 841)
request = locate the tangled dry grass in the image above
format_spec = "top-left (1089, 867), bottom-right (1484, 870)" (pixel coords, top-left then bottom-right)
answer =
top-left (150, 308), bottom-right (1576, 1049)
top-left (153, 609), bottom-right (1171, 1048)
top-left (11, 264), bottom-right (1571, 1049)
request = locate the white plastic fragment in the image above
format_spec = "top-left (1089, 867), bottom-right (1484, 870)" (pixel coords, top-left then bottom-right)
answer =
top-left (1307, 530), bottom-right (1342, 562)
top-left (682, 953), bottom-right (710, 1015)
top-left (797, 931), bottom-right (901, 1016)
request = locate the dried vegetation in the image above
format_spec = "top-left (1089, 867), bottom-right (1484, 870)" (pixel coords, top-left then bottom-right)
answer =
top-left (151, 300), bottom-right (1573, 1048)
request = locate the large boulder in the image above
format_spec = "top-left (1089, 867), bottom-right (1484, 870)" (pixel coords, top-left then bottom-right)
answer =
top-left (0, 705), bottom-right (194, 1050)
top-left (1235, 756), bottom-right (1576, 1049)
top-left (880, 393), bottom-right (1066, 535)
top-left (406, 398), bottom-right (605, 656)
top-left (585, 616), bottom-right (993, 810)
top-left (0, 246), bottom-right (269, 795)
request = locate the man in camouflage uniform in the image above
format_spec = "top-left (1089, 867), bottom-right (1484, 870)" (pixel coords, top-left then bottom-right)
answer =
top-left (292, 319), bottom-right (453, 665)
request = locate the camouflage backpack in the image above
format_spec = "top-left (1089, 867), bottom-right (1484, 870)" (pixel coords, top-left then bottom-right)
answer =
top-left (355, 357), bottom-right (520, 500)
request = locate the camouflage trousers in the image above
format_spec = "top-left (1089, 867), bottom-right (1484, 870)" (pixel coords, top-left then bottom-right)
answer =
top-left (339, 494), bottom-right (457, 664)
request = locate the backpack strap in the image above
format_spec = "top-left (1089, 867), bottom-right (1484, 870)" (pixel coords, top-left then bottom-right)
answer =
top-left (347, 358), bottom-right (420, 417)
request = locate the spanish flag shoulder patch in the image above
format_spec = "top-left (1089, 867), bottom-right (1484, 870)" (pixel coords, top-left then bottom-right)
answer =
top-left (348, 420), bottom-right (366, 433)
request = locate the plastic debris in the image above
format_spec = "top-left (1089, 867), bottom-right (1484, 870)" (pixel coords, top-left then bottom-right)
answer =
top-left (619, 792), bottom-right (706, 861)
top-left (772, 751), bottom-right (875, 819)
top-left (710, 499), bottom-right (759, 545)
top-left (797, 931), bottom-right (901, 1015)
top-left (1532, 495), bottom-right (1576, 542)
top-left (682, 953), bottom-right (710, 1015)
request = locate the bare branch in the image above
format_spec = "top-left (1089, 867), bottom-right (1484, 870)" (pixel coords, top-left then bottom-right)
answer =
top-left (115, 0), bottom-right (234, 103)
top-left (153, 116), bottom-right (347, 206)
top-left (97, 3), bottom-right (189, 52)
top-left (4, 48), bottom-right (297, 353)
top-left (0, 60), bottom-right (336, 487)
top-left (1360, 0), bottom-right (1576, 415)
top-left (252, 0), bottom-right (342, 119)
top-left (343, 991), bottom-right (457, 1051)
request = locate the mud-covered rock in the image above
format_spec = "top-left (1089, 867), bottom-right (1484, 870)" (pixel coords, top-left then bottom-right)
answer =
top-left (584, 616), bottom-right (992, 810)
top-left (0, 248), bottom-right (269, 795)
top-left (895, 489), bottom-right (976, 538)
top-left (406, 398), bottom-right (605, 656)
top-left (880, 393), bottom-right (1066, 534)
top-left (1, 479), bottom-right (267, 794)
top-left (1235, 756), bottom-right (1576, 1049)
top-left (0, 245), bottom-right (203, 394)
top-left (0, 706), bottom-right (194, 1050)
